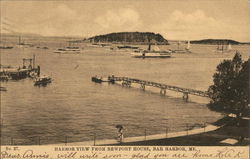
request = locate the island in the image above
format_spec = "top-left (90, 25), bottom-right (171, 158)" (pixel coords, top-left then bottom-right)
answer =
top-left (86, 32), bottom-right (169, 45)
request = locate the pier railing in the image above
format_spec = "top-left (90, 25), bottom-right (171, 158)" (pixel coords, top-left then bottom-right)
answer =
top-left (107, 76), bottom-right (209, 101)
top-left (0, 122), bottom-right (209, 146)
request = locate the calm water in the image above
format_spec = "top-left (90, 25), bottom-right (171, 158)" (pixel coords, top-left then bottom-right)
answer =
top-left (1, 38), bottom-right (250, 145)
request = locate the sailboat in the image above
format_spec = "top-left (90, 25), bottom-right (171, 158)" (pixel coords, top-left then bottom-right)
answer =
top-left (54, 41), bottom-right (82, 54)
top-left (186, 40), bottom-right (190, 50)
top-left (17, 36), bottom-right (27, 48)
top-left (216, 41), bottom-right (233, 53)
top-left (227, 43), bottom-right (232, 50)
top-left (173, 40), bottom-right (191, 53)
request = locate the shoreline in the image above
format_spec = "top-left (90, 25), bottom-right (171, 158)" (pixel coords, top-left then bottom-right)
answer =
top-left (49, 124), bottom-right (220, 146)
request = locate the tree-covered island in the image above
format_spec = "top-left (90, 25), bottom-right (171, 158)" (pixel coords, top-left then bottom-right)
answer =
top-left (87, 32), bottom-right (169, 45)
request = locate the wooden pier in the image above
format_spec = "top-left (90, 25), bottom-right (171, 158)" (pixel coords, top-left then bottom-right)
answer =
top-left (103, 76), bottom-right (209, 101)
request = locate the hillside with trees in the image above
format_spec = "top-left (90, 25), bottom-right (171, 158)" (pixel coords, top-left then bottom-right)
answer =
top-left (87, 32), bottom-right (169, 45)
top-left (191, 39), bottom-right (240, 45)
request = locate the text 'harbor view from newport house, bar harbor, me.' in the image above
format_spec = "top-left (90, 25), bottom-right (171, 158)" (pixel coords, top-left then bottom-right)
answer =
top-left (0, 0), bottom-right (249, 146)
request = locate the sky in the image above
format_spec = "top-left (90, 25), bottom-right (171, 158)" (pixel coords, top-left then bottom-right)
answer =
top-left (1, 0), bottom-right (250, 41)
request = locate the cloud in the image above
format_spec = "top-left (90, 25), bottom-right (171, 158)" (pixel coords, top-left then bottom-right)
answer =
top-left (151, 10), bottom-right (243, 40)
top-left (94, 8), bottom-right (142, 33)
top-left (2, 4), bottom-right (88, 36)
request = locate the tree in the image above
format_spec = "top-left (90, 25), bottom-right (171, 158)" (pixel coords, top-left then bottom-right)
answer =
top-left (208, 52), bottom-right (249, 118)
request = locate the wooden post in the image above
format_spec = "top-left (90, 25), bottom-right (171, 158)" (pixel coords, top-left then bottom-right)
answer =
top-left (33, 54), bottom-right (35, 69)
top-left (65, 136), bottom-right (68, 146)
top-left (23, 59), bottom-right (25, 68)
top-left (93, 133), bottom-right (96, 146)
top-left (11, 138), bottom-right (14, 145)
top-left (38, 136), bottom-right (41, 145)
top-left (166, 127), bottom-right (168, 138)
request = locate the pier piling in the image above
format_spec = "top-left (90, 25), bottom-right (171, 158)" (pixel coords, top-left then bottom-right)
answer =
top-left (160, 88), bottom-right (166, 95)
top-left (182, 92), bottom-right (189, 102)
top-left (38, 136), bottom-right (41, 145)
top-left (10, 138), bottom-right (14, 145)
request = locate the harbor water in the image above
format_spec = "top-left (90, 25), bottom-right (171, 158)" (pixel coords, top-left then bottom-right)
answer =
top-left (1, 37), bottom-right (250, 145)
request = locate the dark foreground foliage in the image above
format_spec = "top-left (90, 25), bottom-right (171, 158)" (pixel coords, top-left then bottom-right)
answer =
top-left (208, 52), bottom-right (249, 117)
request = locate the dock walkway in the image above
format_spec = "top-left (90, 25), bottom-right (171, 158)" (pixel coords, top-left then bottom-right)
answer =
top-left (92, 75), bottom-right (210, 101)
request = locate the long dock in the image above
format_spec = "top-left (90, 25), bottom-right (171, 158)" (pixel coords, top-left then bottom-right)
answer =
top-left (93, 75), bottom-right (210, 101)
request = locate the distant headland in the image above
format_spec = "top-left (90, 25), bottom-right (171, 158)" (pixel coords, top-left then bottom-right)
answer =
top-left (86, 32), bottom-right (169, 45)
top-left (190, 39), bottom-right (250, 45)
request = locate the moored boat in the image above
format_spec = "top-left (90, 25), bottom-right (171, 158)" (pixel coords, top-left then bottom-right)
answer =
top-left (54, 46), bottom-right (81, 54)
top-left (34, 75), bottom-right (52, 86)
top-left (131, 43), bottom-right (172, 58)
top-left (0, 46), bottom-right (13, 49)
top-left (0, 87), bottom-right (7, 91)
top-left (92, 76), bottom-right (110, 83)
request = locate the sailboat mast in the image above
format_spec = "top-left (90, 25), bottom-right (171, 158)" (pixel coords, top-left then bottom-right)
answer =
top-left (187, 40), bottom-right (190, 50)
top-left (33, 54), bottom-right (35, 68)
top-left (222, 41), bottom-right (224, 51)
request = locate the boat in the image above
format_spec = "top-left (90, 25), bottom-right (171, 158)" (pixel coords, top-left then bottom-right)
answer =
top-left (34, 75), bottom-right (52, 86)
top-left (172, 40), bottom-right (191, 53)
top-left (186, 40), bottom-right (190, 50)
top-left (91, 76), bottom-right (110, 83)
top-left (131, 43), bottom-right (172, 58)
top-left (216, 41), bottom-right (233, 53)
top-left (16, 36), bottom-right (30, 48)
top-left (54, 46), bottom-right (81, 54)
top-left (117, 45), bottom-right (139, 49)
top-left (0, 46), bottom-right (13, 49)
top-left (0, 87), bottom-right (7, 91)
top-left (0, 74), bottom-right (9, 81)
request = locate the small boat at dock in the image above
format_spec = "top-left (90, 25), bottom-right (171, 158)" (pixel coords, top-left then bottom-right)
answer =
top-left (0, 87), bottom-right (7, 91)
top-left (92, 76), bottom-right (110, 83)
top-left (34, 75), bottom-right (52, 86)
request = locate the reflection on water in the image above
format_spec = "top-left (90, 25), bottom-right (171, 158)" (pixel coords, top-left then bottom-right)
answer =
top-left (1, 39), bottom-right (249, 145)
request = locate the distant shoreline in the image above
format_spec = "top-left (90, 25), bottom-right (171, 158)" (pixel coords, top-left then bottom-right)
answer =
top-left (190, 39), bottom-right (250, 45)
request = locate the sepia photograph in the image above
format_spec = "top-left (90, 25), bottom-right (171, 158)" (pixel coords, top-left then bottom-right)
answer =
top-left (0, 0), bottom-right (249, 158)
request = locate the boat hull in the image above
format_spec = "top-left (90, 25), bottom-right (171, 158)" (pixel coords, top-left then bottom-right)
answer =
top-left (131, 52), bottom-right (171, 58)
top-left (54, 51), bottom-right (81, 54)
